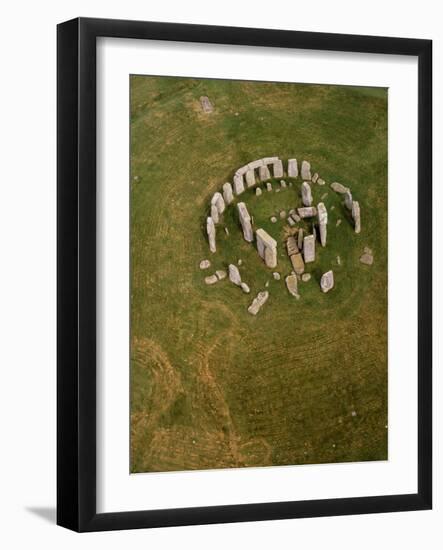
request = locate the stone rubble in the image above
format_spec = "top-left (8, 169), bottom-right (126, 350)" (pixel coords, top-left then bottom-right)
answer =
top-left (303, 234), bottom-right (316, 263)
top-left (297, 206), bottom-right (317, 218)
top-left (205, 274), bottom-right (218, 285)
top-left (228, 264), bottom-right (242, 286)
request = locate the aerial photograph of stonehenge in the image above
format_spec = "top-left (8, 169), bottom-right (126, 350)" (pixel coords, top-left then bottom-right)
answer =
top-left (130, 75), bottom-right (388, 473)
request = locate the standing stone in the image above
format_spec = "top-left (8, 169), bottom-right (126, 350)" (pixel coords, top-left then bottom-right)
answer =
top-left (297, 206), bottom-right (317, 218)
top-left (222, 182), bottom-right (234, 205)
top-left (301, 160), bottom-right (312, 180)
top-left (288, 158), bottom-right (298, 178)
top-left (228, 264), bottom-right (242, 286)
top-left (330, 182), bottom-right (350, 194)
top-left (312, 173), bottom-right (319, 184)
top-left (266, 182), bottom-right (272, 192)
top-left (247, 291), bottom-right (269, 315)
top-left (245, 169), bottom-right (256, 188)
top-left (237, 202), bottom-right (254, 242)
top-left (273, 159), bottom-right (284, 178)
top-left (303, 235), bottom-right (316, 263)
top-left (259, 165), bottom-right (271, 181)
top-left (210, 203), bottom-right (219, 224)
top-left (200, 259), bottom-right (211, 270)
top-left (206, 216), bottom-right (216, 253)
top-left (255, 187), bottom-right (262, 197)
top-left (317, 202), bottom-right (328, 247)
top-left (233, 174), bottom-right (245, 195)
top-left (298, 228), bottom-right (304, 250)
top-left (199, 96), bottom-right (214, 113)
top-left (280, 180), bottom-right (287, 189)
top-left (352, 201), bottom-right (361, 233)
top-left (320, 270), bottom-right (334, 293)
top-left (344, 190), bottom-right (353, 210)
top-left (273, 272), bottom-right (281, 280)
top-left (301, 182), bottom-right (313, 206)
top-left (256, 228), bottom-right (277, 268)
top-left (285, 274), bottom-right (300, 298)
top-left (211, 192), bottom-right (225, 214)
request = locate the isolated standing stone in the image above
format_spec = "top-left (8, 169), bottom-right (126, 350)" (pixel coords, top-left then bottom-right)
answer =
top-left (330, 182), bottom-right (349, 194)
top-left (320, 270), bottom-right (334, 293)
top-left (233, 174), bottom-right (245, 195)
top-left (211, 203), bottom-right (219, 224)
top-left (288, 159), bottom-right (298, 178)
top-left (303, 235), bottom-right (316, 263)
top-left (352, 201), bottom-right (361, 233)
top-left (228, 264), bottom-right (242, 286)
top-left (222, 182), bottom-right (234, 205)
top-left (301, 160), bottom-right (312, 180)
top-left (211, 192), bottom-right (226, 214)
top-left (285, 274), bottom-right (300, 298)
top-left (317, 202), bottom-right (328, 247)
top-left (199, 96), bottom-right (214, 113)
top-left (280, 180), bottom-right (287, 189)
top-left (298, 228), bottom-right (304, 250)
top-left (301, 181), bottom-right (313, 206)
top-left (256, 228), bottom-right (278, 268)
top-left (256, 187), bottom-right (262, 196)
top-left (266, 182), bottom-right (273, 192)
top-left (286, 236), bottom-right (299, 256)
top-left (344, 190), bottom-right (353, 210)
top-left (247, 291), bottom-right (269, 315)
top-left (259, 165), bottom-right (271, 181)
top-left (297, 206), bottom-right (317, 218)
top-left (207, 216), bottom-right (216, 253)
top-left (237, 202), bottom-right (254, 242)
top-left (245, 169), bottom-right (256, 188)
top-left (273, 159), bottom-right (284, 178)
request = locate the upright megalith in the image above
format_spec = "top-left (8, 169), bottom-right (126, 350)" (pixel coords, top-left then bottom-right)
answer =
top-left (210, 204), bottom-right (219, 224)
top-left (259, 165), bottom-right (271, 181)
top-left (317, 202), bottom-right (328, 247)
top-left (233, 174), bottom-right (245, 195)
top-left (211, 192), bottom-right (225, 215)
top-left (288, 158), bottom-right (298, 178)
top-left (237, 202), bottom-right (254, 242)
top-left (352, 201), bottom-right (361, 233)
top-left (273, 159), bottom-right (284, 178)
top-left (301, 160), bottom-right (312, 180)
top-left (301, 181), bottom-right (313, 206)
top-left (228, 264), bottom-right (242, 286)
top-left (206, 216), bottom-right (216, 253)
top-left (298, 228), bottom-right (304, 250)
top-left (344, 190), bottom-right (353, 211)
top-left (303, 234), bottom-right (316, 263)
top-left (222, 182), bottom-right (234, 205)
top-left (245, 169), bottom-right (256, 188)
top-left (256, 228), bottom-right (277, 268)
top-left (320, 270), bottom-right (334, 293)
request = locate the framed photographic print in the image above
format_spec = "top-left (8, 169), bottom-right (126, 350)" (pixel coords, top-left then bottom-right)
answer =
top-left (57, 17), bottom-right (432, 531)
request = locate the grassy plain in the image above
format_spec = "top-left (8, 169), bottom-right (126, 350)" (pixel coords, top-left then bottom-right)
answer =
top-left (130, 76), bottom-right (388, 472)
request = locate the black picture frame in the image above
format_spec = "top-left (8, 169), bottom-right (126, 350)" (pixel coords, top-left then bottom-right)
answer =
top-left (57, 17), bottom-right (432, 532)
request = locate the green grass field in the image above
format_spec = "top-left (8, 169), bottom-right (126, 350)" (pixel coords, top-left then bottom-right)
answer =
top-left (130, 76), bottom-right (388, 473)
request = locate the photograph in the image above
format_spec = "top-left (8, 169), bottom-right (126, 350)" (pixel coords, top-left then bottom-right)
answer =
top-left (129, 75), bottom-right (388, 474)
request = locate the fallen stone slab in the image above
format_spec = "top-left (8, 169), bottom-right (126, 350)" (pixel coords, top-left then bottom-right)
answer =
top-left (228, 263), bottom-right (242, 286)
top-left (248, 291), bottom-right (269, 315)
top-left (285, 274), bottom-right (300, 298)
top-left (303, 234), bottom-right (316, 263)
top-left (297, 206), bottom-right (317, 218)
top-left (344, 190), bottom-right (353, 211)
top-left (216, 270), bottom-right (227, 280)
top-left (207, 216), bottom-right (216, 253)
top-left (200, 96), bottom-right (214, 113)
top-left (290, 253), bottom-right (305, 275)
top-left (320, 270), bottom-right (334, 293)
top-left (286, 236), bottom-right (299, 256)
top-left (360, 253), bottom-right (374, 265)
top-left (205, 274), bottom-right (218, 285)
top-left (330, 181), bottom-right (350, 194)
